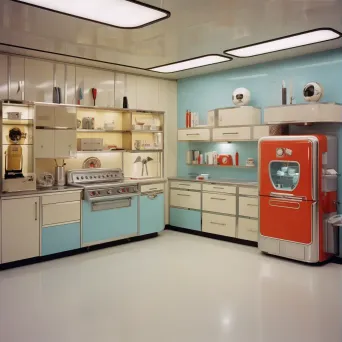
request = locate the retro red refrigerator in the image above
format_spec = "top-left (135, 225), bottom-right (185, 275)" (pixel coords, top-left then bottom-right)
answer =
top-left (258, 135), bottom-right (338, 263)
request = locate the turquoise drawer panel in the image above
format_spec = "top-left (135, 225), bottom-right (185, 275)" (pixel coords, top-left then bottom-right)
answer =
top-left (82, 196), bottom-right (138, 244)
top-left (140, 193), bottom-right (164, 235)
top-left (170, 208), bottom-right (201, 231)
top-left (42, 223), bottom-right (81, 256)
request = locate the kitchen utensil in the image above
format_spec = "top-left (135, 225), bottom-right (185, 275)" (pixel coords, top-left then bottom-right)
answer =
top-left (235, 152), bottom-right (239, 166)
top-left (55, 166), bottom-right (66, 186)
top-left (277, 170), bottom-right (285, 176)
top-left (77, 138), bottom-right (103, 151)
top-left (135, 118), bottom-right (145, 126)
top-left (134, 156), bottom-right (153, 176)
top-left (7, 112), bottom-right (22, 120)
top-left (288, 167), bottom-right (296, 175)
top-left (17, 81), bottom-right (24, 100)
top-left (281, 166), bottom-right (288, 172)
top-left (82, 117), bottom-right (95, 129)
top-left (196, 174), bottom-right (209, 181)
top-left (282, 80), bottom-right (287, 105)
top-left (37, 172), bottom-right (54, 188)
top-left (5, 145), bottom-right (24, 179)
top-left (218, 154), bottom-right (233, 166)
top-left (91, 88), bottom-right (97, 106)
top-left (53, 87), bottom-right (62, 104)
top-left (83, 157), bottom-right (101, 169)
top-left (123, 96), bottom-right (128, 108)
top-left (246, 158), bottom-right (255, 167)
top-left (9, 127), bottom-right (26, 143)
top-left (78, 87), bottom-right (84, 105)
top-left (77, 119), bottom-right (81, 128)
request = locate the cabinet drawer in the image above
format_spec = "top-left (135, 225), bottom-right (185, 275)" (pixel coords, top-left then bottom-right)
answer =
top-left (43, 201), bottom-right (80, 226)
top-left (239, 197), bottom-right (259, 218)
top-left (42, 192), bottom-right (81, 204)
top-left (212, 127), bottom-right (251, 141)
top-left (170, 181), bottom-right (201, 191)
top-left (140, 183), bottom-right (164, 193)
top-left (239, 187), bottom-right (258, 196)
top-left (202, 213), bottom-right (236, 237)
top-left (238, 218), bottom-right (258, 241)
top-left (42, 223), bottom-right (81, 256)
top-left (202, 192), bottom-right (236, 215)
top-left (170, 189), bottom-right (201, 210)
top-left (203, 183), bottom-right (236, 194)
top-left (178, 129), bottom-right (210, 141)
top-left (170, 208), bottom-right (201, 231)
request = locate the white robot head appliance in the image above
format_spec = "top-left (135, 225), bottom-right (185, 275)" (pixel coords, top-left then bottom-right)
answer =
top-left (303, 82), bottom-right (324, 102)
top-left (232, 88), bottom-right (251, 106)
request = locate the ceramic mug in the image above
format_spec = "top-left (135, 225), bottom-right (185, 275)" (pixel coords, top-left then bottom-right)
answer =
top-left (246, 158), bottom-right (255, 167)
top-left (134, 140), bottom-right (141, 150)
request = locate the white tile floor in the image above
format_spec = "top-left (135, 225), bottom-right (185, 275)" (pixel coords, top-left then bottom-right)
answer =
top-left (1, 230), bottom-right (342, 342)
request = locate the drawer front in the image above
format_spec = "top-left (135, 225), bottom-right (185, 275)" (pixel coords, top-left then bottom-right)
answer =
top-left (170, 189), bottom-right (201, 210)
top-left (252, 125), bottom-right (270, 140)
top-left (42, 192), bottom-right (81, 204)
top-left (43, 201), bottom-right (81, 226)
top-left (212, 127), bottom-right (251, 141)
top-left (238, 218), bottom-right (258, 241)
top-left (178, 129), bottom-right (210, 141)
top-left (140, 183), bottom-right (164, 193)
top-left (239, 197), bottom-right (259, 218)
top-left (239, 187), bottom-right (258, 196)
top-left (202, 192), bottom-right (236, 215)
top-left (170, 181), bottom-right (201, 191)
top-left (202, 213), bottom-right (236, 237)
top-left (42, 223), bottom-right (81, 256)
top-left (203, 183), bottom-right (236, 194)
top-left (170, 208), bottom-right (201, 231)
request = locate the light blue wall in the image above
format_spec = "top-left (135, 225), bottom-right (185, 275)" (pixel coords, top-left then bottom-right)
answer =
top-left (178, 49), bottom-right (342, 256)
top-left (177, 49), bottom-right (342, 182)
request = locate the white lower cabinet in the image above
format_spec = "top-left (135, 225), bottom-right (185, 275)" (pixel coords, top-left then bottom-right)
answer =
top-left (239, 196), bottom-right (259, 218)
top-left (1, 197), bottom-right (40, 263)
top-left (170, 189), bottom-right (201, 210)
top-left (202, 213), bottom-right (236, 237)
top-left (237, 218), bottom-right (258, 242)
top-left (202, 192), bottom-right (236, 215)
top-left (43, 201), bottom-right (80, 226)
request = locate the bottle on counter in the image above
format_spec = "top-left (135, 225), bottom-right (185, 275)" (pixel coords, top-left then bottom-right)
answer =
top-left (235, 152), bottom-right (239, 166)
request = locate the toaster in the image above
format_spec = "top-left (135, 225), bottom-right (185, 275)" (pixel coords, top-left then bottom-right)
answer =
top-left (77, 138), bottom-right (103, 151)
top-left (82, 117), bottom-right (95, 129)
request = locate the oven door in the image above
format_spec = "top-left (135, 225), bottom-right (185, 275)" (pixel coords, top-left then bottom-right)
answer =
top-left (82, 194), bottom-right (139, 246)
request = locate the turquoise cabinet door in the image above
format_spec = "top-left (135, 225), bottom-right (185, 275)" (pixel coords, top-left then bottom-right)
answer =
top-left (170, 208), bottom-right (201, 231)
top-left (140, 193), bottom-right (164, 235)
top-left (82, 197), bottom-right (138, 245)
top-left (42, 223), bottom-right (81, 256)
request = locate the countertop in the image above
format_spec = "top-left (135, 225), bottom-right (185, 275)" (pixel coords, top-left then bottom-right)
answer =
top-left (0, 178), bottom-right (167, 198)
top-left (168, 177), bottom-right (258, 187)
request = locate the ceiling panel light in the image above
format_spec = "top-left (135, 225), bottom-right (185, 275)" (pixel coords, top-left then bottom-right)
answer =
top-left (224, 28), bottom-right (341, 58)
top-left (12, 0), bottom-right (170, 29)
top-left (149, 55), bottom-right (232, 73)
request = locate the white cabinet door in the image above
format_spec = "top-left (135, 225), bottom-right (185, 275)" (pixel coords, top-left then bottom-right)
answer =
top-left (35, 129), bottom-right (55, 158)
top-left (66, 65), bottom-right (76, 104)
top-left (36, 105), bottom-right (55, 127)
top-left (2, 197), bottom-right (40, 263)
top-left (137, 76), bottom-right (159, 110)
top-left (170, 189), bottom-right (201, 210)
top-left (25, 59), bottom-right (53, 102)
top-left (54, 130), bottom-right (76, 158)
top-left (55, 106), bottom-right (77, 128)
top-left (126, 74), bottom-right (137, 109)
top-left (218, 107), bottom-right (261, 126)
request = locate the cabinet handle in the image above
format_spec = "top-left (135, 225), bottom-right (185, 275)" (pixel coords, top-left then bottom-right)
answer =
top-left (210, 221), bottom-right (226, 226)
top-left (210, 197), bottom-right (226, 201)
top-left (213, 186), bottom-right (224, 189)
top-left (147, 194), bottom-right (157, 200)
top-left (179, 184), bottom-right (191, 186)
top-left (247, 229), bottom-right (257, 233)
top-left (177, 194), bottom-right (190, 197)
top-left (35, 202), bottom-right (38, 221)
top-left (149, 187), bottom-right (158, 190)
top-left (186, 133), bottom-right (200, 136)
top-left (223, 132), bottom-right (238, 135)
top-left (247, 204), bottom-right (258, 207)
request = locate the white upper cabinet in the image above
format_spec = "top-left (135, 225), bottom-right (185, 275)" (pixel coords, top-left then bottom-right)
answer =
top-left (76, 67), bottom-right (115, 107)
top-left (25, 59), bottom-right (54, 103)
top-left (55, 106), bottom-right (77, 129)
top-left (114, 72), bottom-right (125, 108)
top-left (9, 56), bottom-right (25, 101)
top-left (217, 106), bottom-right (261, 126)
top-left (136, 76), bottom-right (159, 110)
top-left (0, 55), bottom-right (8, 100)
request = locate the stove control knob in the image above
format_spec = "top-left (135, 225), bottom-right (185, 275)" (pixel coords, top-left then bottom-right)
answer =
top-left (107, 189), bottom-right (112, 195)
top-left (81, 176), bottom-right (84, 180)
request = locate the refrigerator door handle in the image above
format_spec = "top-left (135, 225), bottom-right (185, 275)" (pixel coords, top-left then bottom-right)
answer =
top-left (269, 199), bottom-right (301, 209)
top-left (270, 192), bottom-right (306, 201)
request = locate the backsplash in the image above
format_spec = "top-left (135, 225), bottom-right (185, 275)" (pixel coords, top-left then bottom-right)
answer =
top-left (177, 48), bottom-right (342, 181)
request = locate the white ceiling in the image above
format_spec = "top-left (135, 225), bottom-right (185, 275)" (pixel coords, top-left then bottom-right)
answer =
top-left (0, 0), bottom-right (342, 79)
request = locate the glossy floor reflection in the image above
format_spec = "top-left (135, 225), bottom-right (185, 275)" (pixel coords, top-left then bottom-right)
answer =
top-left (1, 230), bottom-right (342, 342)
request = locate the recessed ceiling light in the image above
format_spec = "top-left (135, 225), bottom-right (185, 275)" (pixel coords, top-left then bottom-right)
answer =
top-left (224, 28), bottom-right (342, 58)
top-left (12, 0), bottom-right (170, 29)
top-left (149, 55), bottom-right (232, 73)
